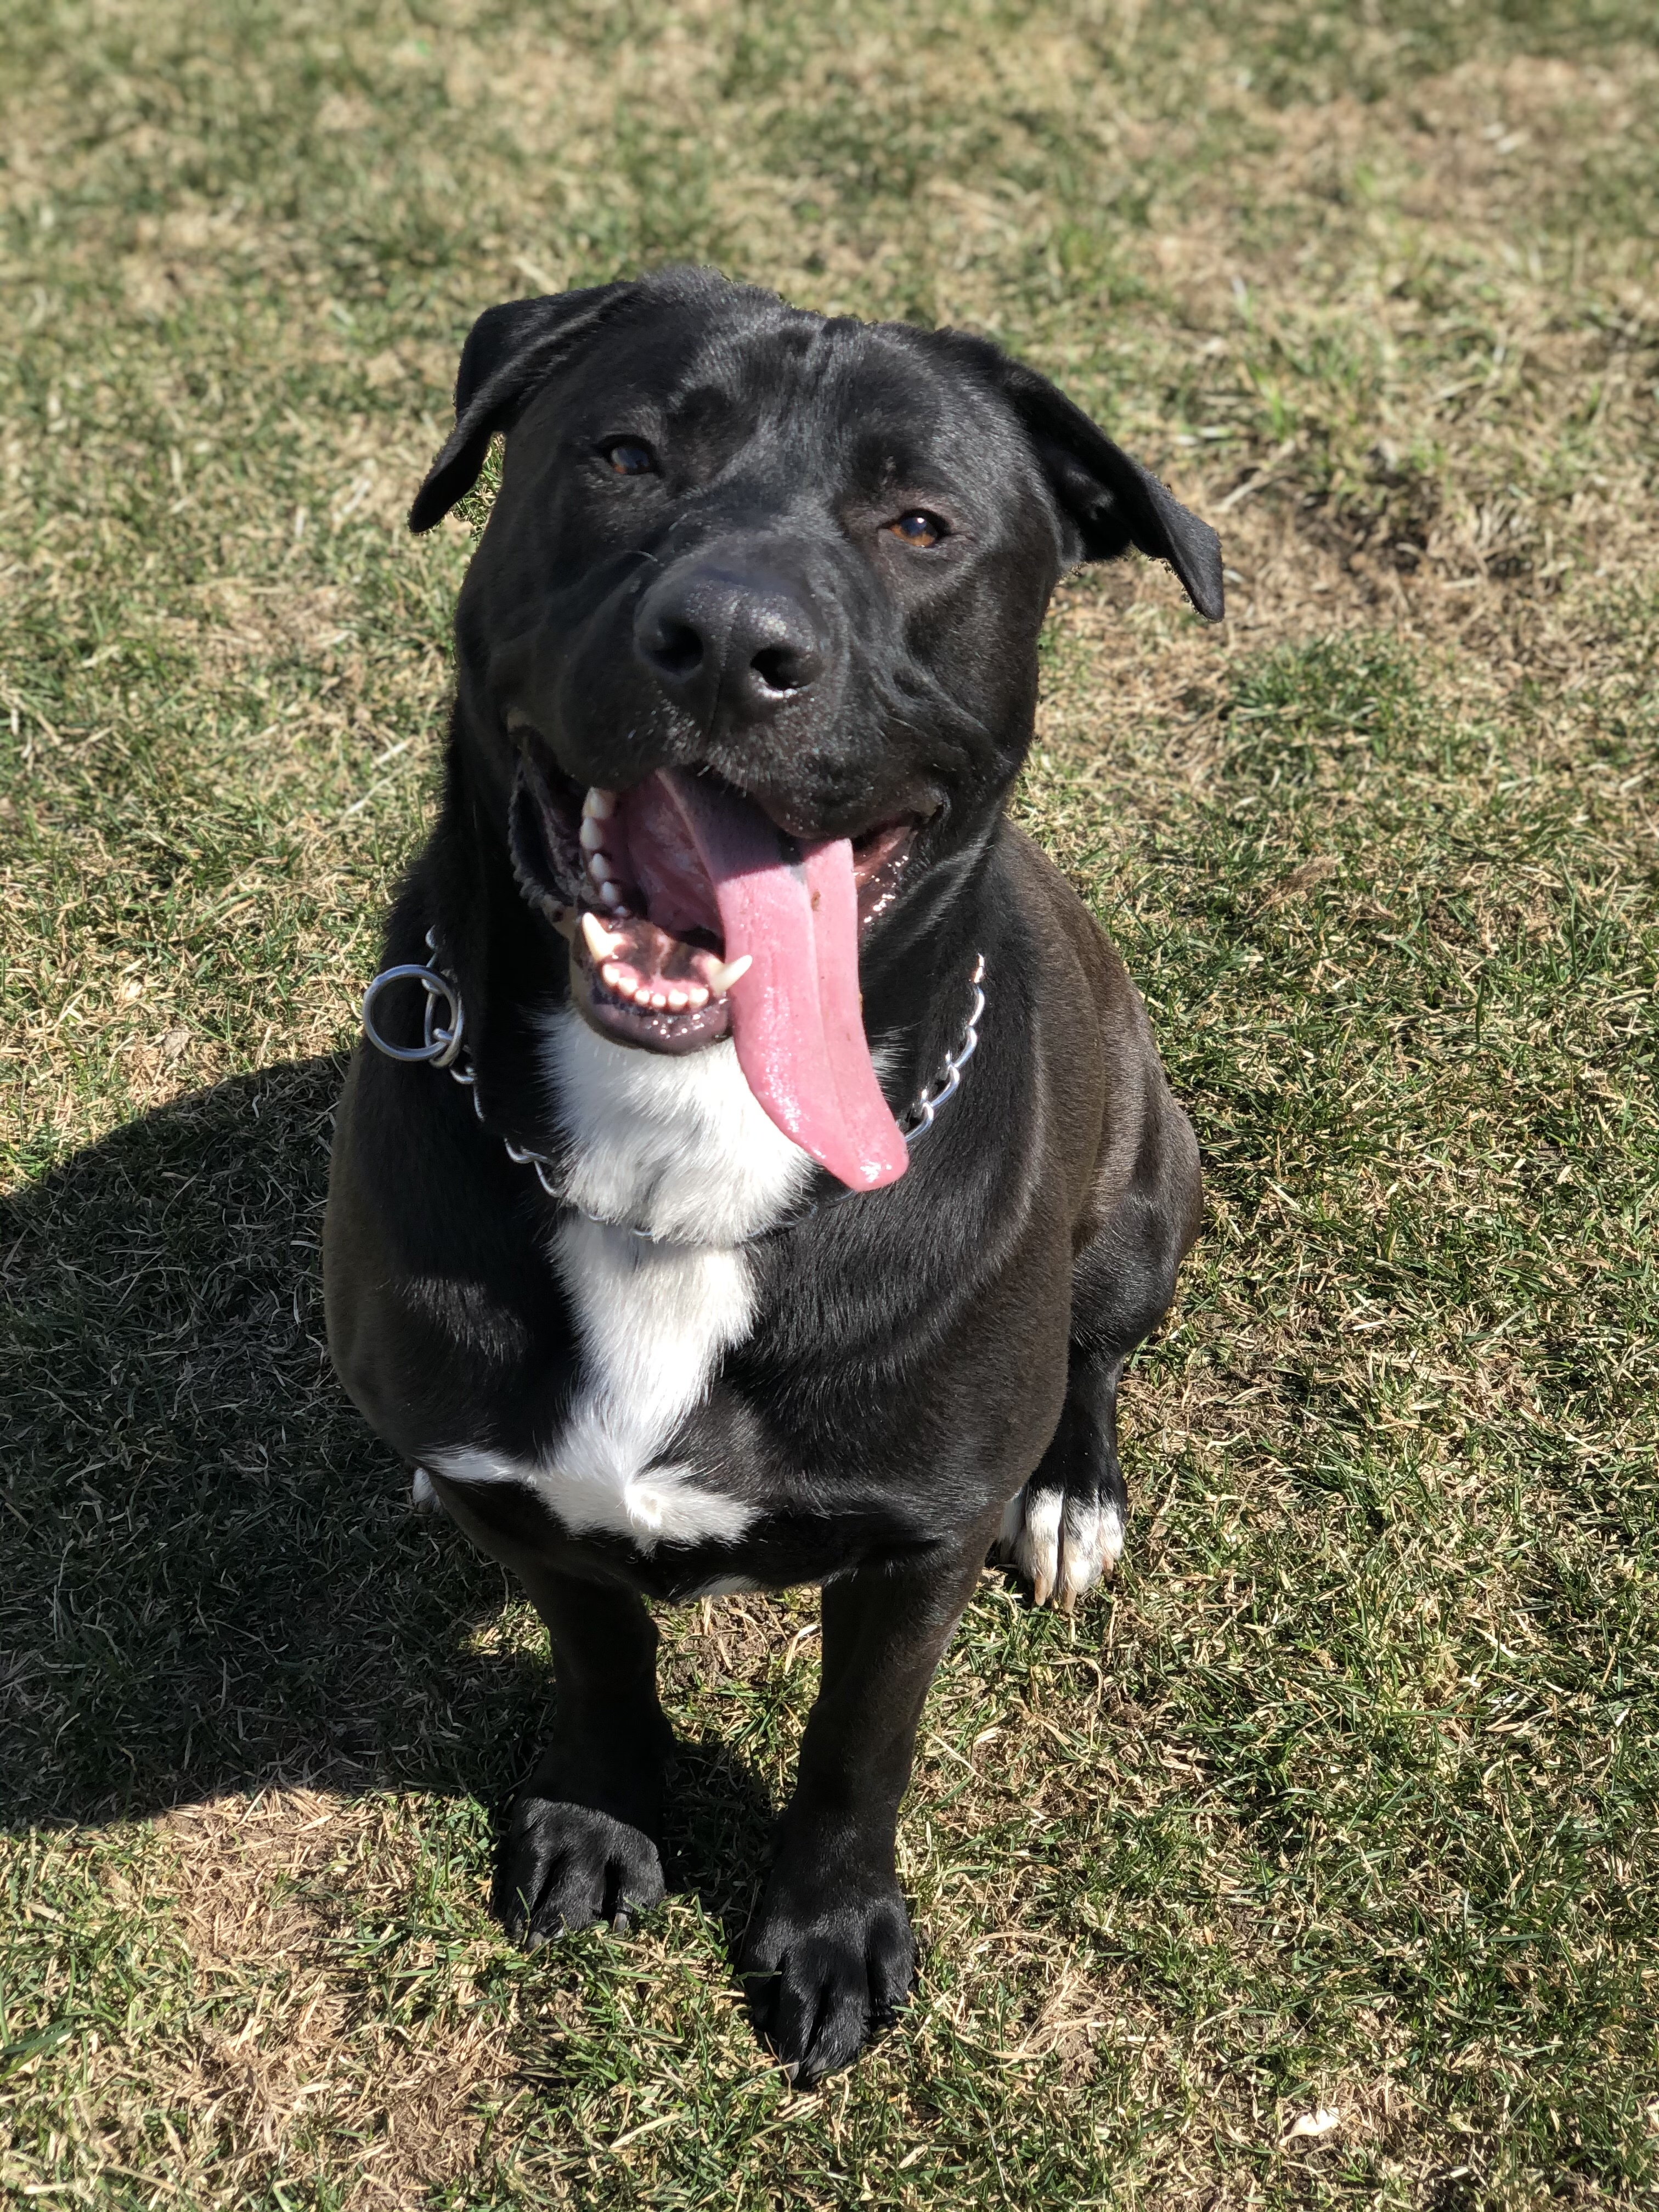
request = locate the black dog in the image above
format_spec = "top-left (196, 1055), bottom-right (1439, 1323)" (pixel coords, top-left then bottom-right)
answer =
top-left (324, 267), bottom-right (1215, 2084)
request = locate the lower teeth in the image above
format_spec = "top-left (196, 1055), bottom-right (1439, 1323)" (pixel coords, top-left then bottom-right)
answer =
top-left (581, 884), bottom-right (718, 1018)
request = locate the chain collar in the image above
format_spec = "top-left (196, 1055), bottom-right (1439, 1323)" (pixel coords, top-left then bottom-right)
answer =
top-left (360, 934), bottom-right (987, 1249)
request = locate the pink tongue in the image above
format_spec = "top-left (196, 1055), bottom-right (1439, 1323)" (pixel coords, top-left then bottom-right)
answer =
top-left (657, 769), bottom-right (909, 1190)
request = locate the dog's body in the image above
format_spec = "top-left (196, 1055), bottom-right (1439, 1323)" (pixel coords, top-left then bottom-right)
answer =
top-left (325, 269), bottom-right (1215, 2082)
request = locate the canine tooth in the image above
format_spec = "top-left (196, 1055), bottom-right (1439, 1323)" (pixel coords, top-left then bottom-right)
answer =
top-left (707, 953), bottom-right (753, 996)
top-left (583, 787), bottom-right (617, 820)
top-left (579, 817), bottom-right (606, 854)
top-left (581, 912), bottom-right (622, 961)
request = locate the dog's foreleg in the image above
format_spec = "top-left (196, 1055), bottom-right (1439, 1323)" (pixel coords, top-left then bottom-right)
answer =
top-left (490, 1562), bottom-right (676, 1948)
top-left (740, 1522), bottom-right (994, 2084)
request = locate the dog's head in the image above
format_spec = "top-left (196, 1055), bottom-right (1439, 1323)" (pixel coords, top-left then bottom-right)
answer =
top-left (413, 267), bottom-right (1221, 1189)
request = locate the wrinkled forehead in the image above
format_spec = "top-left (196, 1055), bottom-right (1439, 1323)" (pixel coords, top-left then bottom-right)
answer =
top-left (561, 300), bottom-right (1031, 498)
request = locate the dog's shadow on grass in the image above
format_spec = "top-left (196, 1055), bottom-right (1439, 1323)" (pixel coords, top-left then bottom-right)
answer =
top-left (0, 1056), bottom-right (776, 1915)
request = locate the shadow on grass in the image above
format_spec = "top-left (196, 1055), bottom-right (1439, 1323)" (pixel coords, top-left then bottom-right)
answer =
top-left (664, 1735), bottom-right (777, 1944)
top-left (0, 1057), bottom-right (775, 1923)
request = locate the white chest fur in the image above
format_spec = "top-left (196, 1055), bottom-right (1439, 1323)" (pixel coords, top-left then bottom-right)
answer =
top-left (430, 1010), bottom-right (812, 1550)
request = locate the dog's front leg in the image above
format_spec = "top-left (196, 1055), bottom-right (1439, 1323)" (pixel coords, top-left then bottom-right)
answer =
top-left (493, 1563), bottom-right (676, 1947)
top-left (742, 1524), bottom-right (994, 2083)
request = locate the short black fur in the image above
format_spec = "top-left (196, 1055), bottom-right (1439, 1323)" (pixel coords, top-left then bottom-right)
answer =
top-left (326, 268), bottom-right (1209, 2084)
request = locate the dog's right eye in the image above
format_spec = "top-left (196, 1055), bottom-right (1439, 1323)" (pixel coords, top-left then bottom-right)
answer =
top-left (887, 510), bottom-right (946, 548)
top-left (601, 439), bottom-right (656, 476)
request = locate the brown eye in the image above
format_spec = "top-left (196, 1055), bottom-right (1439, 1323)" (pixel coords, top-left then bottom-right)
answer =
top-left (888, 510), bottom-right (944, 548)
top-left (602, 439), bottom-right (654, 476)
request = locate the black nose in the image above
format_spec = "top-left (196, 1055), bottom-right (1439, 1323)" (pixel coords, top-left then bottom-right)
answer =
top-left (635, 562), bottom-right (825, 723)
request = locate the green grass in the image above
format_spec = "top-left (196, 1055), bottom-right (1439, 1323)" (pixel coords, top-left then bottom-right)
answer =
top-left (3, 1), bottom-right (1658, 2204)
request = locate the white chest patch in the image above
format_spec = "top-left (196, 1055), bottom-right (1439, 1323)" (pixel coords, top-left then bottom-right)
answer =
top-left (431, 1011), bottom-right (814, 1551)
top-left (545, 1007), bottom-right (816, 1248)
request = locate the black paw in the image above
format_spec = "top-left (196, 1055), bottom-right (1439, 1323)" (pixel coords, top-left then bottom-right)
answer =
top-left (741, 1872), bottom-right (917, 2085)
top-left (493, 1796), bottom-right (665, 1948)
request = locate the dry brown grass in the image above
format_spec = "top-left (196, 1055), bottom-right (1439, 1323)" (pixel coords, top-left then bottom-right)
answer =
top-left (155, 1794), bottom-right (516, 2204)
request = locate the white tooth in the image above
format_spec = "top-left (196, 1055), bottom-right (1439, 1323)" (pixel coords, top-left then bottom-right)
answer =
top-left (579, 818), bottom-right (606, 853)
top-left (581, 912), bottom-right (620, 960)
top-left (650, 991), bottom-right (668, 1009)
top-left (707, 953), bottom-right (753, 996)
top-left (632, 985), bottom-right (654, 1007)
top-left (599, 884), bottom-right (629, 911)
top-left (600, 962), bottom-right (623, 988)
top-left (667, 989), bottom-right (687, 1011)
top-left (687, 985), bottom-right (709, 1010)
top-left (584, 787), bottom-right (617, 819)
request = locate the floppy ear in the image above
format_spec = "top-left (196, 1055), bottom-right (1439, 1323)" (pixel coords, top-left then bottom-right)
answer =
top-left (946, 335), bottom-right (1223, 621)
top-left (1007, 359), bottom-right (1224, 619)
top-left (409, 282), bottom-right (635, 534)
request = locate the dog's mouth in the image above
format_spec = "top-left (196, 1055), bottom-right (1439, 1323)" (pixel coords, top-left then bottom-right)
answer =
top-left (509, 735), bottom-right (919, 1189)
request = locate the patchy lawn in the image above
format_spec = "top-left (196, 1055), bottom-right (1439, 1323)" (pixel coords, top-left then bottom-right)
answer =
top-left (3, 1), bottom-right (1656, 2204)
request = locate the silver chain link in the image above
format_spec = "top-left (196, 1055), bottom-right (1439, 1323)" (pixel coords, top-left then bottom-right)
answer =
top-left (900, 953), bottom-right (985, 1144)
top-left (360, 932), bottom-right (986, 1244)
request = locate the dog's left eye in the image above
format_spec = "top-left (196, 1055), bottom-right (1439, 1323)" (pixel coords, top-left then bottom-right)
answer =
top-left (887, 511), bottom-right (945, 548)
top-left (602, 439), bottom-right (656, 476)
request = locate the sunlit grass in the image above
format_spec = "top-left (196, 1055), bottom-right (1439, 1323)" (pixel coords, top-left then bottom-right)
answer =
top-left (3, 1), bottom-right (1656, 2204)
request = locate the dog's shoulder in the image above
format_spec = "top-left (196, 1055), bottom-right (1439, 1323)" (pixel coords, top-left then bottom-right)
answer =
top-left (998, 818), bottom-right (1155, 1043)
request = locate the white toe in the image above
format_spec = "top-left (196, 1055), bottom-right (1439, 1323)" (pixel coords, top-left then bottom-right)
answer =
top-left (1013, 1487), bottom-right (1063, 1608)
top-left (1054, 1493), bottom-right (1119, 1610)
top-left (1099, 1499), bottom-right (1125, 1567)
top-left (1002, 1483), bottom-right (1123, 1610)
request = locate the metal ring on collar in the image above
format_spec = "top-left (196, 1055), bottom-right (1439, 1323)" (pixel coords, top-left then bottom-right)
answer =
top-left (361, 963), bottom-right (466, 1068)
